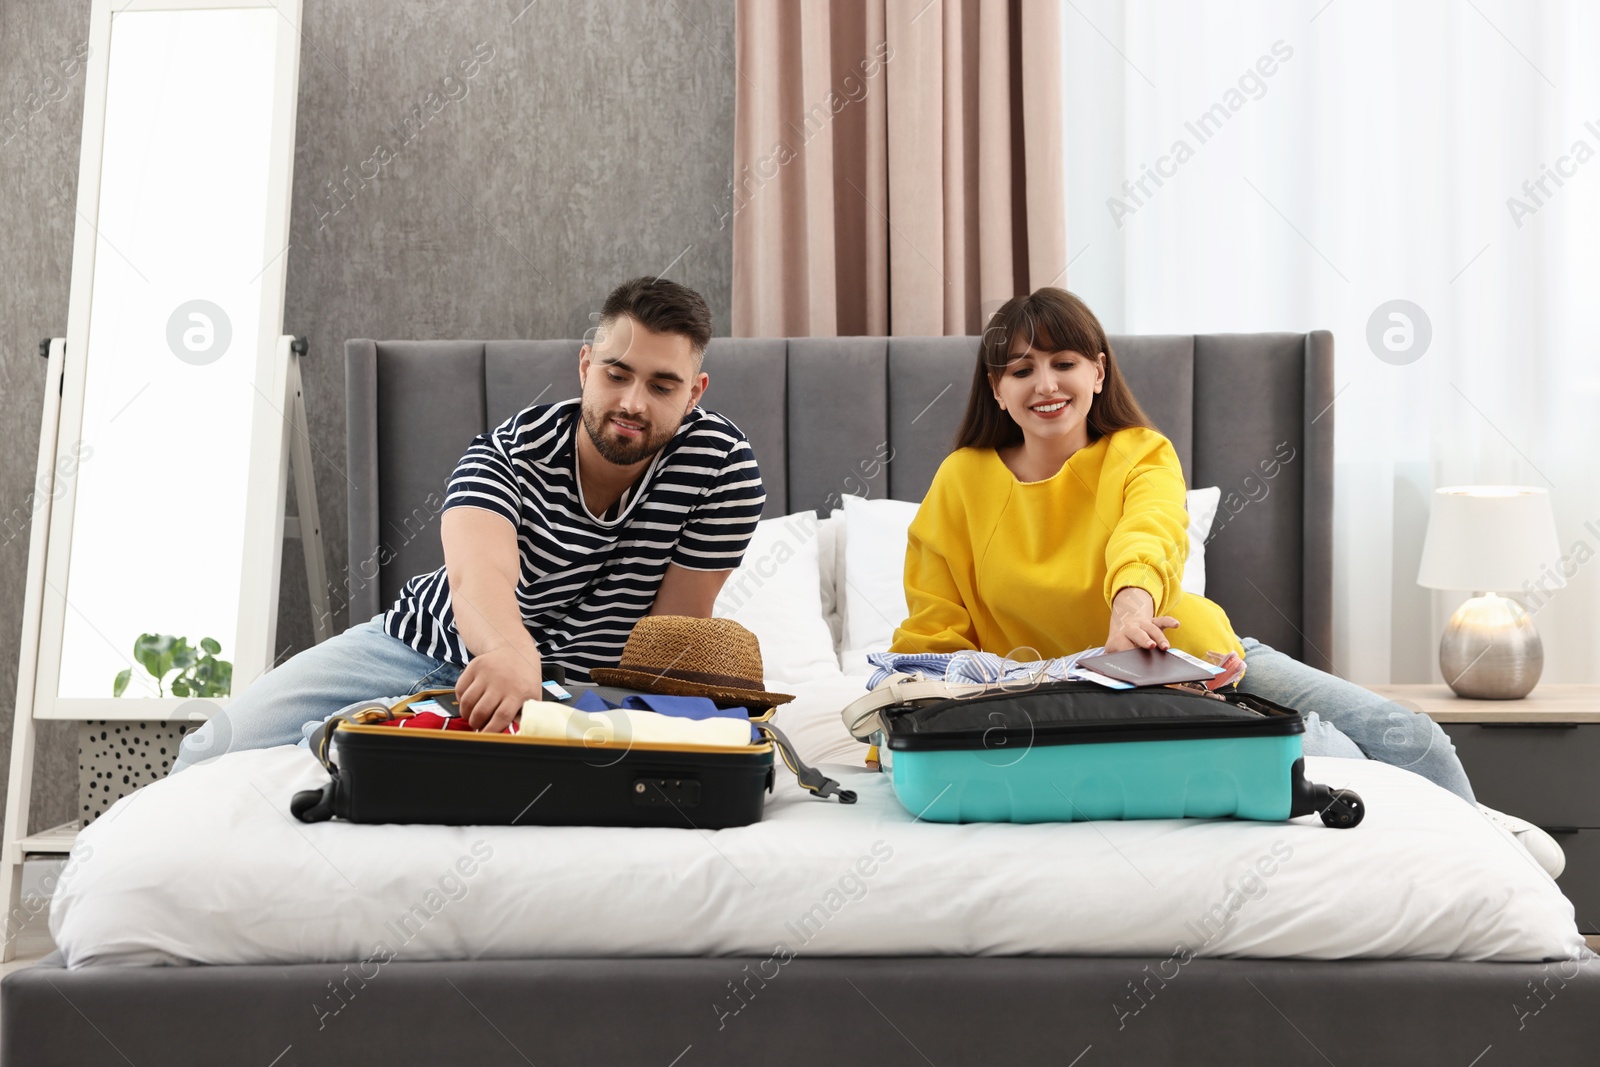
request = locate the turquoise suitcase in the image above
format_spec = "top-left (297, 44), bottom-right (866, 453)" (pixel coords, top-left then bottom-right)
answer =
top-left (878, 680), bottom-right (1364, 828)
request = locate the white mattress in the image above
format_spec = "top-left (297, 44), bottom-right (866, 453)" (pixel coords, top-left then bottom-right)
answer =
top-left (50, 674), bottom-right (1589, 968)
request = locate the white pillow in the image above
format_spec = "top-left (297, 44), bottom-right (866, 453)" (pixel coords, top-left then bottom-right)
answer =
top-left (713, 510), bottom-right (843, 685)
top-left (838, 495), bottom-right (921, 673)
top-left (815, 511), bottom-right (844, 653)
top-left (768, 674), bottom-right (880, 767)
top-left (832, 487), bottom-right (1226, 670)
top-left (1183, 486), bottom-right (1221, 597)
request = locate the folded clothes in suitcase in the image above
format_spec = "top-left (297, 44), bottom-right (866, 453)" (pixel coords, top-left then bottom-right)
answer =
top-left (291, 669), bottom-right (854, 829)
top-left (844, 677), bottom-right (1364, 828)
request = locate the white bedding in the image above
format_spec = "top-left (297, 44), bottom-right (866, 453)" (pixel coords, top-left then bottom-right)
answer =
top-left (50, 676), bottom-right (1588, 969)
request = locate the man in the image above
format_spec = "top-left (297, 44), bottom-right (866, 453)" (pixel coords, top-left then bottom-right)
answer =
top-left (173, 276), bottom-right (762, 771)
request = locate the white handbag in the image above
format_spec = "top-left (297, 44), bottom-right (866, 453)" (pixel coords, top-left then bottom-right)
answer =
top-left (840, 671), bottom-right (1003, 742)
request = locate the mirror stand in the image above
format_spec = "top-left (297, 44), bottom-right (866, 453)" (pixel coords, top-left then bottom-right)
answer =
top-left (0, 335), bottom-right (329, 961)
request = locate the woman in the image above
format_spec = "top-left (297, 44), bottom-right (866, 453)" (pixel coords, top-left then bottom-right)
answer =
top-left (888, 288), bottom-right (1562, 872)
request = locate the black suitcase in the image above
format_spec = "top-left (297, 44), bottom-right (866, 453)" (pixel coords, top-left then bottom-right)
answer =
top-left (291, 671), bottom-right (852, 829)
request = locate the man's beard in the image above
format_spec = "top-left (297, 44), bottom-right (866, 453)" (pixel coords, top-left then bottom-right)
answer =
top-left (580, 401), bottom-right (678, 466)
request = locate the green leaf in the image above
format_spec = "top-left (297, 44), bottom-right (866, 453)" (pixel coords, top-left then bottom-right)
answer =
top-left (133, 634), bottom-right (179, 680)
top-left (172, 679), bottom-right (190, 697)
top-left (200, 637), bottom-right (221, 655)
top-left (133, 633), bottom-right (159, 661)
top-left (136, 646), bottom-right (162, 679)
top-left (113, 668), bottom-right (130, 697)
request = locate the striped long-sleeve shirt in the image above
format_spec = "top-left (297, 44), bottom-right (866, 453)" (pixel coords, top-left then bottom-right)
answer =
top-left (382, 398), bottom-right (765, 681)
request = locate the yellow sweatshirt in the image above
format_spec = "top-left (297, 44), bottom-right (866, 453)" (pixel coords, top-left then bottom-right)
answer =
top-left (890, 426), bottom-right (1246, 665)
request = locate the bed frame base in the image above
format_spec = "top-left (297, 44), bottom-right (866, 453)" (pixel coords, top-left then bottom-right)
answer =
top-left (5, 952), bottom-right (1596, 1066)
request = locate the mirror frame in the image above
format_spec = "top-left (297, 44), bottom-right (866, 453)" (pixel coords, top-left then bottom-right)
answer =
top-left (34, 0), bottom-right (303, 721)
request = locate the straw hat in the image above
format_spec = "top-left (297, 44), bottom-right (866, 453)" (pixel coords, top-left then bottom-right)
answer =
top-left (590, 616), bottom-right (795, 711)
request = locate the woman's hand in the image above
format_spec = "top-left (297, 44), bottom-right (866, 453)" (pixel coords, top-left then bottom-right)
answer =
top-left (1203, 651), bottom-right (1245, 690)
top-left (456, 645), bottom-right (544, 733)
top-left (1105, 587), bottom-right (1179, 652)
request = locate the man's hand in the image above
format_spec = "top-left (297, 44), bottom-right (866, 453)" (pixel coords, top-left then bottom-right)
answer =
top-left (456, 646), bottom-right (544, 733)
top-left (1105, 586), bottom-right (1179, 652)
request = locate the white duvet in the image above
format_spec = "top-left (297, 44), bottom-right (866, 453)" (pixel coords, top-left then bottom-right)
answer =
top-left (50, 675), bottom-right (1589, 968)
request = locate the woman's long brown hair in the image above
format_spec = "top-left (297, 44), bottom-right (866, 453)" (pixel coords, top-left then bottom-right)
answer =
top-left (953, 288), bottom-right (1156, 451)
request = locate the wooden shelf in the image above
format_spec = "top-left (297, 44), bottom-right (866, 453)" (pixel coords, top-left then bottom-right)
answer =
top-left (7, 822), bottom-right (81, 862)
top-left (1363, 684), bottom-right (1600, 723)
top-left (33, 700), bottom-right (226, 722)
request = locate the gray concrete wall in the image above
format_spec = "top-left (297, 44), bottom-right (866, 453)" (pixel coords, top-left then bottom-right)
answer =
top-left (0, 0), bottom-right (735, 833)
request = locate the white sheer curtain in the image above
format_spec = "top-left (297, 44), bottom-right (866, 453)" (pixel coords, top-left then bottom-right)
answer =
top-left (1061, 0), bottom-right (1600, 684)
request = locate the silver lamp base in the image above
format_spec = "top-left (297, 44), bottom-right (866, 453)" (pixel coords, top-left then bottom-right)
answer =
top-left (1439, 593), bottom-right (1543, 699)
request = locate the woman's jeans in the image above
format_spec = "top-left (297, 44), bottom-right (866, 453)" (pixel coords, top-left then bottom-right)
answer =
top-left (172, 614), bottom-right (462, 774)
top-left (1235, 636), bottom-right (1475, 803)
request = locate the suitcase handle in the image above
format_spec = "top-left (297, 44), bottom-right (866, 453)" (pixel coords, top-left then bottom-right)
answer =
top-left (758, 722), bottom-right (856, 804)
top-left (306, 701), bottom-right (398, 773)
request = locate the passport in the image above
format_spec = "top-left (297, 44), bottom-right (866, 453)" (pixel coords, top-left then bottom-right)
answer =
top-left (1074, 647), bottom-right (1217, 687)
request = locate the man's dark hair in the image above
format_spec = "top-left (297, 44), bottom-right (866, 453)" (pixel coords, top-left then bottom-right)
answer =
top-left (599, 276), bottom-right (713, 360)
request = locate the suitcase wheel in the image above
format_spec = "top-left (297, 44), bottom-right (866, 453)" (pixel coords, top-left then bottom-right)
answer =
top-left (1319, 788), bottom-right (1365, 829)
top-left (1288, 758), bottom-right (1366, 828)
top-left (292, 781), bottom-right (338, 823)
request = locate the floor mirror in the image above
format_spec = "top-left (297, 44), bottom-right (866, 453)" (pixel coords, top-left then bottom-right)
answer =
top-left (3, 0), bottom-right (304, 952)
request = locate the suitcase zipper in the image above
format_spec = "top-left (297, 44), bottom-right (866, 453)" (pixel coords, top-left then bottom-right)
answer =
top-left (881, 679), bottom-right (1305, 751)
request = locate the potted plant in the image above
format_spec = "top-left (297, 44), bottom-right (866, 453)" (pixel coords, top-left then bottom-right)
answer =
top-left (113, 634), bottom-right (232, 698)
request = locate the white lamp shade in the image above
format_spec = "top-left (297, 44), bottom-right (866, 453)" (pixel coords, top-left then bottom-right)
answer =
top-left (1416, 486), bottom-right (1563, 594)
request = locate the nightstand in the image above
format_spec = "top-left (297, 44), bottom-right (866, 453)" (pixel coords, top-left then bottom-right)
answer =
top-left (1367, 684), bottom-right (1600, 938)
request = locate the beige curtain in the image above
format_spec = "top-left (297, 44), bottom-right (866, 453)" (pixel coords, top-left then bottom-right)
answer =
top-left (731, 0), bottom-right (1066, 337)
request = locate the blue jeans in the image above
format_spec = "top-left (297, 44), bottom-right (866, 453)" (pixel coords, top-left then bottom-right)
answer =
top-left (1234, 636), bottom-right (1475, 803)
top-left (171, 613), bottom-right (463, 774)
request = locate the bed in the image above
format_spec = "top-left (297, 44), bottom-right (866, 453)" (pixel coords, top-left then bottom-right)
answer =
top-left (6, 332), bottom-right (1598, 1066)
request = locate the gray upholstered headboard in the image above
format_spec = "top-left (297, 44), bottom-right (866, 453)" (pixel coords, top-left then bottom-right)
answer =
top-left (345, 333), bottom-right (1335, 671)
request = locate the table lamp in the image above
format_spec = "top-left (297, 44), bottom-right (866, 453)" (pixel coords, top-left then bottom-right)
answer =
top-left (1416, 486), bottom-right (1562, 699)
